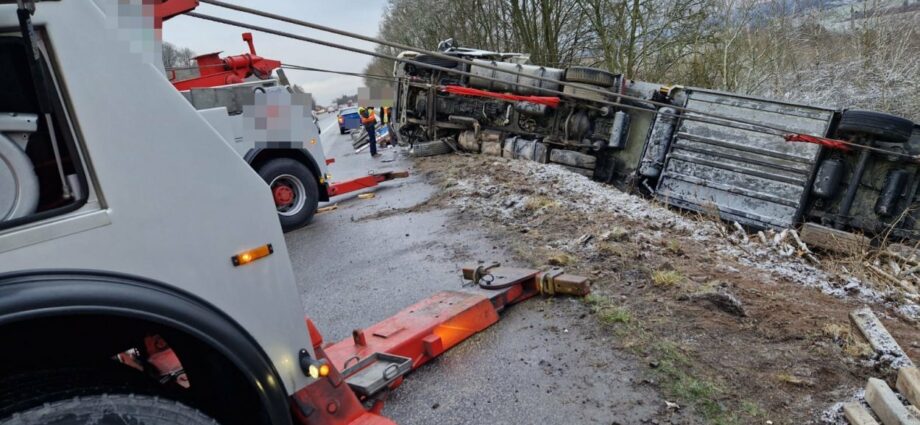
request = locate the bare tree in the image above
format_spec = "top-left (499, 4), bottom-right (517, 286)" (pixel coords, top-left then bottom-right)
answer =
top-left (504, 0), bottom-right (591, 66)
top-left (578, 0), bottom-right (712, 80)
top-left (162, 42), bottom-right (196, 69)
top-left (366, 0), bottom-right (919, 121)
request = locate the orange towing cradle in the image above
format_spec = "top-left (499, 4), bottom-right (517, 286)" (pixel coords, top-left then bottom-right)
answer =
top-left (288, 266), bottom-right (590, 424)
top-left (326, 171), bottom-right (409, 197)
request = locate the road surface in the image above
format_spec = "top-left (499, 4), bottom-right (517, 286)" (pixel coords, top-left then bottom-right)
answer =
top-left (284, 113), bottom-right (670, 425)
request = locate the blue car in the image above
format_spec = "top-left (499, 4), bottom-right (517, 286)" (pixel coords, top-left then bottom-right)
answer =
top-left (337, 107), bottom-right (361, 134)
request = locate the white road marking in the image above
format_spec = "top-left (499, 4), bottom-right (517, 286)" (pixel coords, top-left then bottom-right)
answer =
top-left (320, 121), bottom-right (338, 155)
top-left (321, 121), bottom-right (337, 135)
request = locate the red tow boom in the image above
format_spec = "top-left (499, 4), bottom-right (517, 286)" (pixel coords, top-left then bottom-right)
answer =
top-left (326, 171), bottom-right (409, 197)
top-left (291, 265), bottom-right (591, 424)
top-left (169, 32), bottom-right (282, 91)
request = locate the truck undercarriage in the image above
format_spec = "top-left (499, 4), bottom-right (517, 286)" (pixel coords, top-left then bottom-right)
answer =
top-left (394, 41), bottom-right (920, 244)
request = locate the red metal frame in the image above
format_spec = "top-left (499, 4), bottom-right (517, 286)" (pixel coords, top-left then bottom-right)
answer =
top-left (153, 0), bottom-right (199, 30)
top-left (289, 266), bottom-right (590, 424)
top-left (326, 171), bottom-right (409, 197)
top-left (169, 32), bottom-right (283, 91)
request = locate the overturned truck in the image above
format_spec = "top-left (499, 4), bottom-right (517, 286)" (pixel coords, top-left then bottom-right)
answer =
top-left (393, 41), bottom-right (920, 242)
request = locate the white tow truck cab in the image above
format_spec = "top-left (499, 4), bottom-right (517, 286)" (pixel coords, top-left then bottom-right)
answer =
top-left (181, 77), bottom-right (331, 232)
top-left (0, 1), bottom-right (315, 423)
top-left (164, 26), bottom-right (331, 232)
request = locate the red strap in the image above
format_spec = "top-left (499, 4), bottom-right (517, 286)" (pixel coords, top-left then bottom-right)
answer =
top-left (784, 134), bottom-right (850, 151)
top-left (442, 85), bottom-right (560, 108)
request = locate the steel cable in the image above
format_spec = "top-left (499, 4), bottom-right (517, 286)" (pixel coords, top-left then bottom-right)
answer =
top-left (186, 6), bottom-right (917, 159)
top-left (193, 1), bottom-right (821, 134)
top-left (185, 12), bottom-right (791, 137)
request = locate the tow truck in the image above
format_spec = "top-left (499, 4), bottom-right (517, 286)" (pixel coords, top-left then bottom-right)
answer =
top-left (158, 0), bottom-right (404, 232)
top-left (0, 1), bottom-right (587, 425)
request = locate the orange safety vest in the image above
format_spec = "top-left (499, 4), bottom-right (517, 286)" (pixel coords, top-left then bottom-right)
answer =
top-left (360, 109), bottom-right (376, 125)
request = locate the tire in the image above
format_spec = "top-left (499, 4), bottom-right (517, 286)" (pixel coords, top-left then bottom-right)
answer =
top-left (411, 139), bottom-right (454, 158)
top-left (563, 66), bottom-right (616, 87)
top-left (411, 54), bottom-right (459, 70)
top-left (0, 394), bottom-right (219, 425)
top-left (836, 110), bottom-right (914, 144)
top-left (339, 126), bottom-right (346, 135)
top-left (0, 133), bottom-right (40, 220)
top-left (562, 82), bottom-right (610, 102)
top-left (257, 158), bottom-right (319, 232)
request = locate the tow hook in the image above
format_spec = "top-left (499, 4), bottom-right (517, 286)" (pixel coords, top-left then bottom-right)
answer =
top-left (461, 264), bottom-right (591, 296)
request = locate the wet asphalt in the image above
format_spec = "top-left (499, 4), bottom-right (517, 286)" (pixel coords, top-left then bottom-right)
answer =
top-left (284, 114), bottom-right (666, 424)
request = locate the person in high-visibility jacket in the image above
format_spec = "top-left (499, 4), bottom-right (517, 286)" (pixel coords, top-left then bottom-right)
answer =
top-left (359, 106), bottom-right (378, 157)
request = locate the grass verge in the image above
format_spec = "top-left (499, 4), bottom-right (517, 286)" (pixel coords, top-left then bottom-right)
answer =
top-left (585, 294), bottom-right (765, 424)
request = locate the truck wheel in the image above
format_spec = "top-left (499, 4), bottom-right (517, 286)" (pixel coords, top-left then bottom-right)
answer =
top-left (563, 66), bottom-right (616, 87)
top-left (836, 110), bottom-right (914, 144)
top-left (562, 82), bottom-right (610, 102)
top-left (339, 127), bottom-right (346, 135)
top-left (0, 394), bottom-right (219, 425)
top-left (0, 366), bottom-right (218, 425)
top-left (411, 139), bottom-right (454, 157)
top-left (258, 158), bottom-right (319, 232)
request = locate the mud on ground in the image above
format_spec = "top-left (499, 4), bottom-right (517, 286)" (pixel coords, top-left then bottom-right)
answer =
top-left (405, 153), bottom-right (920, 424)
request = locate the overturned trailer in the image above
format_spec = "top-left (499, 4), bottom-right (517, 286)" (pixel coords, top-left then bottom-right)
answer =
top-left (393, 41), bottom-right (920, 242)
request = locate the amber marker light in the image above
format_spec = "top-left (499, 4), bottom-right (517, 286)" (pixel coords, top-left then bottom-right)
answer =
top-left (231, 244), bottom-right (273, 267)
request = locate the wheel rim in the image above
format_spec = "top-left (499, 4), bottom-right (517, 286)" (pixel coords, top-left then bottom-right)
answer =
top-left (270, 174), bottom-right (306, 216)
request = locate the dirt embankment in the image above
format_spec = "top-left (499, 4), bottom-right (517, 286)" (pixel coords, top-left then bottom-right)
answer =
top-left (413, 153), bottom-right (919, 424)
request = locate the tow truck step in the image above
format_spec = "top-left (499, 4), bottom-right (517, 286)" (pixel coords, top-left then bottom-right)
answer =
top-left (342, 353), bottom-right (412, 397)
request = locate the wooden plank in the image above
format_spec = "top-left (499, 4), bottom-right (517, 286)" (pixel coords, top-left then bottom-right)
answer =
top-left (865, 378), bottom-right (920, 425)
top-left (316, 204), bottom-right (338, 214)
top-left (844, 401), bottom-right (881, 425)
top-left (897, 368), bottom-right (920, 409)
top-left (850, 307), bottom-right (915, 370)
top-left (800, 222), bottom-right (871, 255)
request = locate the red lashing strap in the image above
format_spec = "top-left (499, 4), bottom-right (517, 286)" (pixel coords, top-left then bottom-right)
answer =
top-left (784, 134), bottom-right (850, 151)
top-left (442, 85), bottom-right (560, 108)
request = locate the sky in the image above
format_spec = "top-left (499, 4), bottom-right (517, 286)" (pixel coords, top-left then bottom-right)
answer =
top-left (163, 0), bottom-right (389, 106)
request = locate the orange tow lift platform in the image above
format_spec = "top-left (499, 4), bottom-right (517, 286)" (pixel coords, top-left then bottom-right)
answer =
top-left (326, 170), bottom-right (409, 198)
top-left (289, 265), bottom-right (591, 424)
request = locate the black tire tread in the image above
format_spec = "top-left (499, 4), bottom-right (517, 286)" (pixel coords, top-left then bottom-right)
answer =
top-left (837, 110), bottom-right (914, 144)
top-left (563, 66), bottom-right (616, 87)
top-left (0, 393), bottom-right (219, 425)
top-left (0, 366), bottom-right (161, 420)
top-left (412, 140), bottom-right (454, 157)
